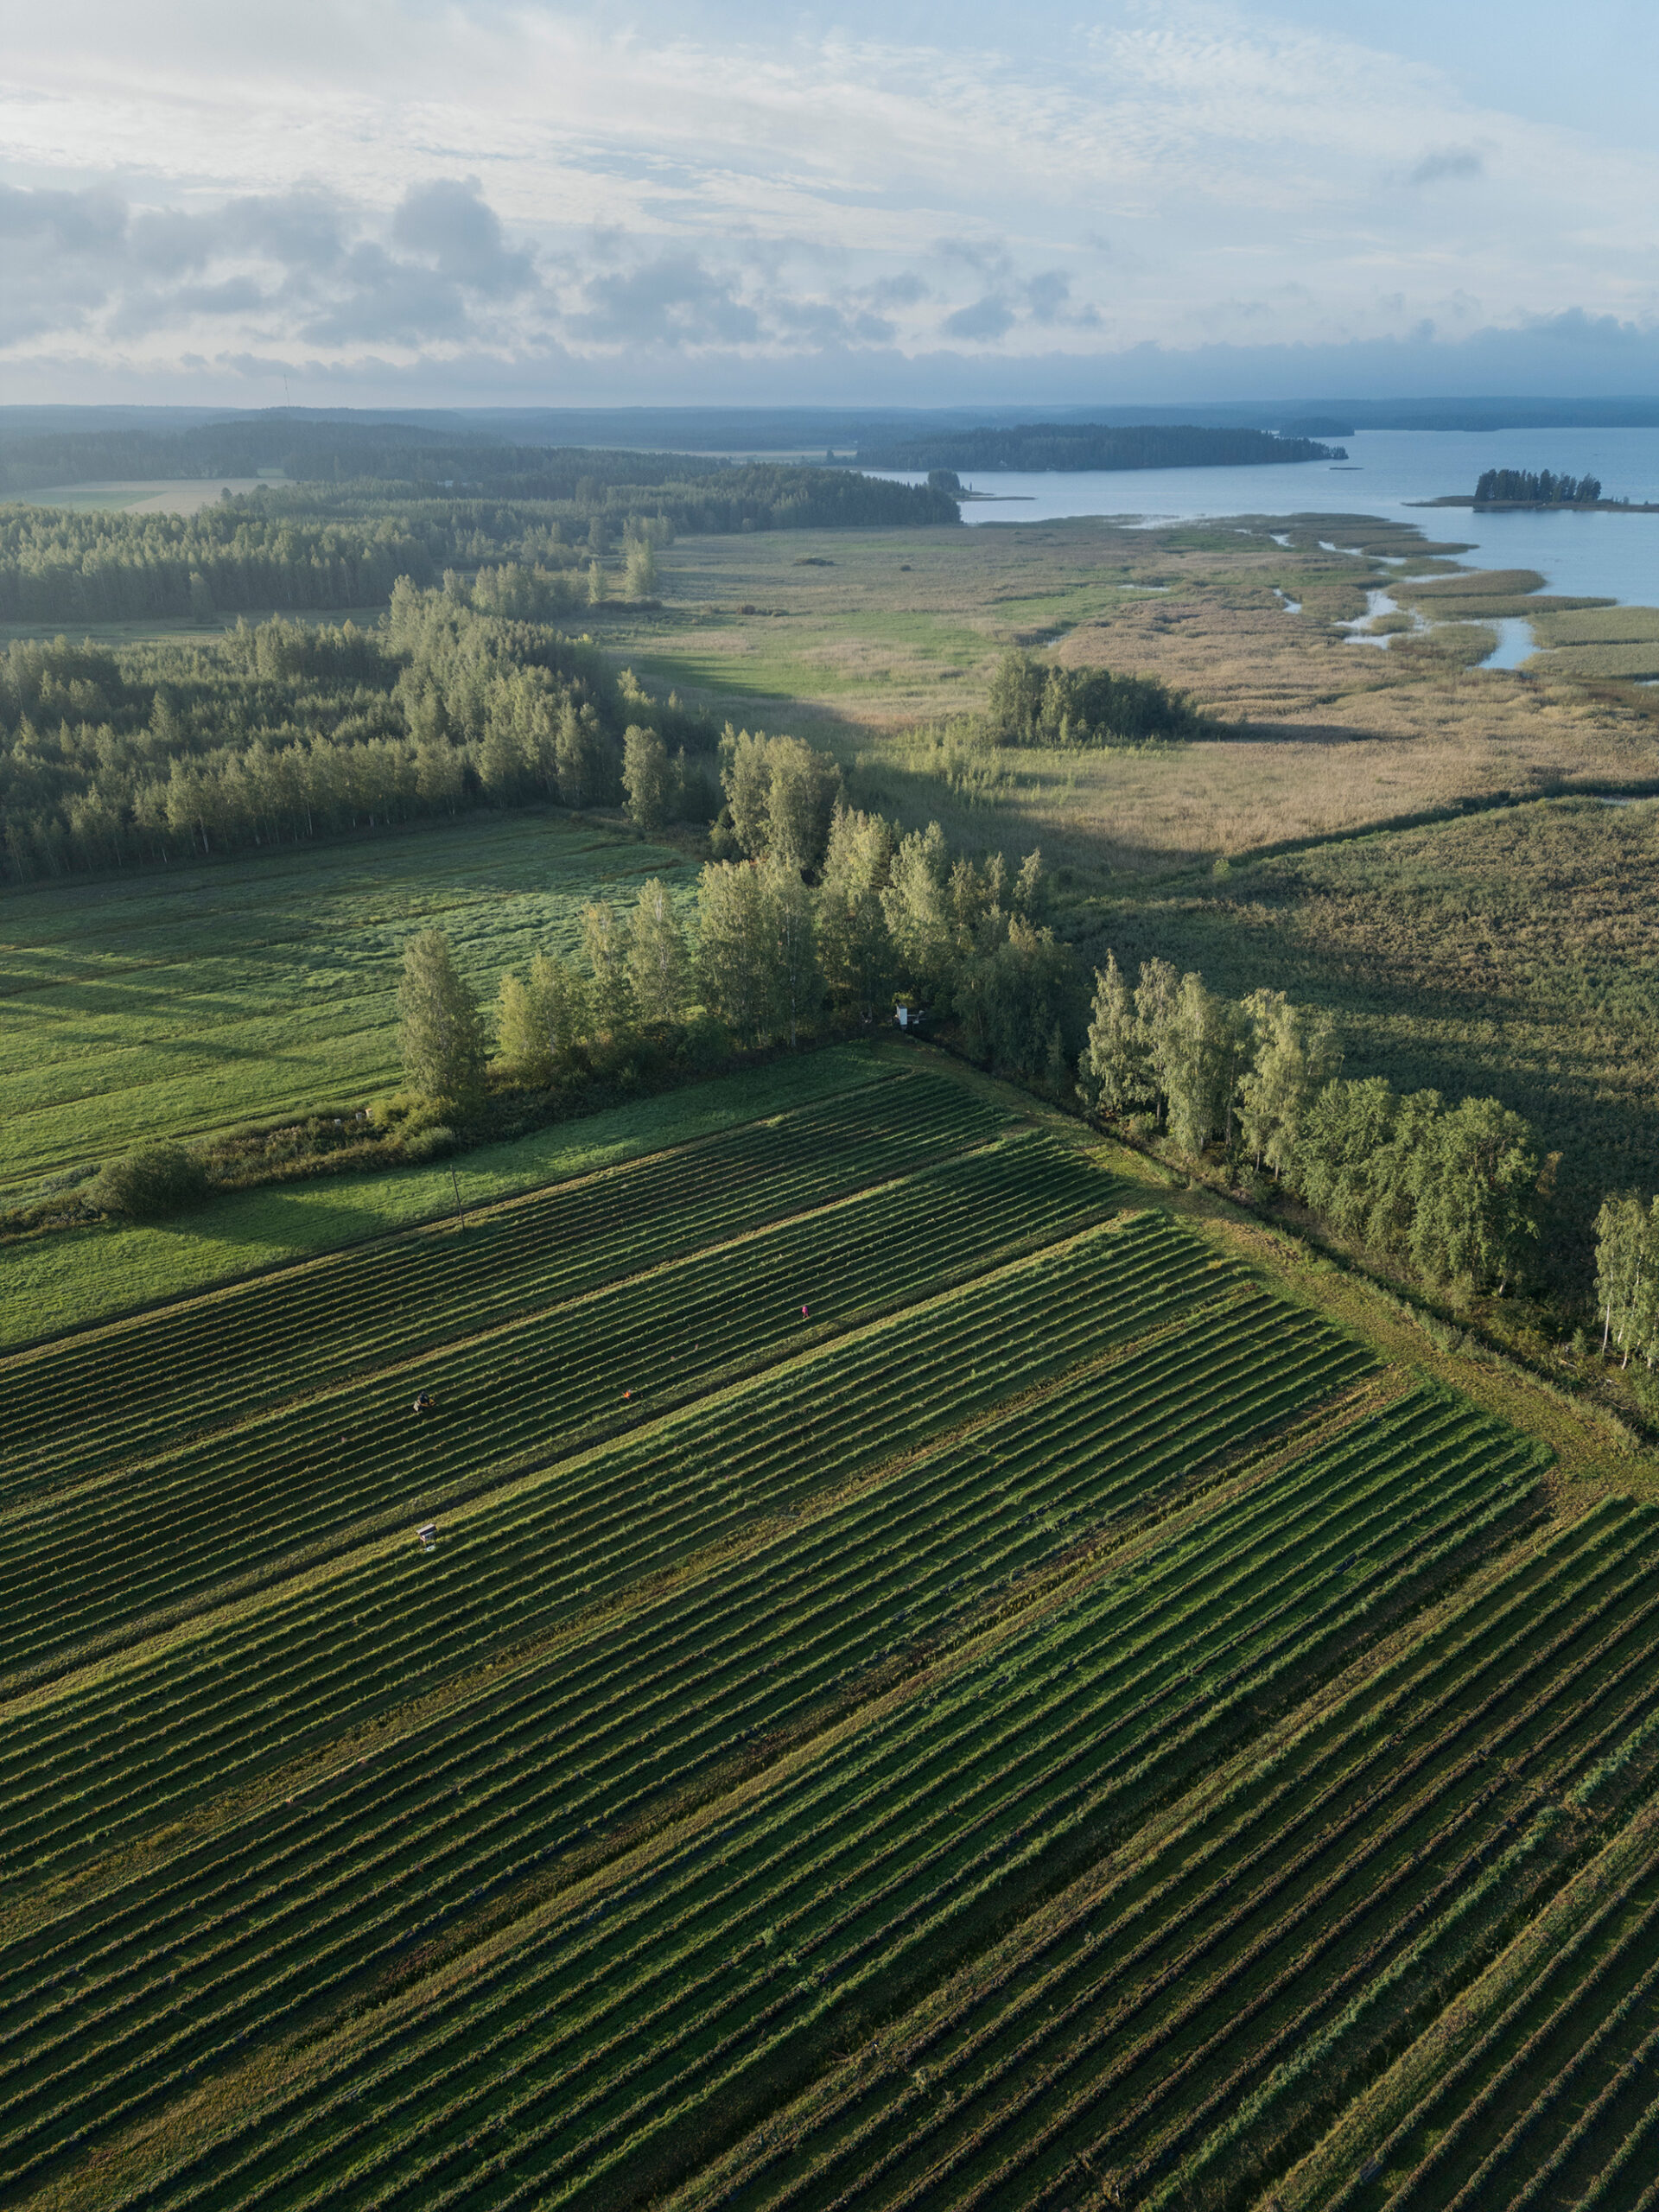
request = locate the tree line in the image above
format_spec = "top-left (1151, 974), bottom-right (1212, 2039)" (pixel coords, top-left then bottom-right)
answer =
top-left (399, 785), bottom-right (1074, 1109)
top-left (1474, 469), bottom-right (1604, 505)
top-left (857, 423), bottom-right (1345, 472)
top-left (1082, 952), bottom-right (1547, 1294)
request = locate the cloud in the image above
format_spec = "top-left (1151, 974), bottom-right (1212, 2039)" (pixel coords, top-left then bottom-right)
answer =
top-left (941, 295), bottom-right (1017, 342)
top-left (391, 177), bottom-right (535, 298)
top-left (0, 176), bottom-right (546, 359)
top-left (1408, 146), bottom-right (1484, 186)
top-left (3, 3), bottom-right (1658, 395)
top-left (568, 252), bottom-right (762, 346)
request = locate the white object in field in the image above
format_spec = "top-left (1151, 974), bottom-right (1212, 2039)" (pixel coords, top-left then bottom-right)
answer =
top-left (417, 1522), bottom-right (437, 1550)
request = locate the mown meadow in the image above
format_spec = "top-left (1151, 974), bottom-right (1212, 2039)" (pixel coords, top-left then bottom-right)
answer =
top-left (0, 810), bottom-right (693, 1192)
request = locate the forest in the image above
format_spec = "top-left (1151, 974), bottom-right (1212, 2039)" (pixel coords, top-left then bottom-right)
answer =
top-left (856, 421), bottom-right (1346, 470)
top-left (0, 586), bottom-right (730, 881)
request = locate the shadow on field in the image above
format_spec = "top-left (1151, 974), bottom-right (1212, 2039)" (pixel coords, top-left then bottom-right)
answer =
top-left (179, 1189), bottom-right (397, 1254)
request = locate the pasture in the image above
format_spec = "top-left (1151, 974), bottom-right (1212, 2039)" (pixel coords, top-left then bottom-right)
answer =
top-left (3, 1050), bottom-right (1657, 2211)
top-left (0, 810), bottom-right (693, 1193)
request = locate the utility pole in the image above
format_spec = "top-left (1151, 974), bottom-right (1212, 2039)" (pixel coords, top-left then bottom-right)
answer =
top-left (450, 1166), bottom-right (466, 1232)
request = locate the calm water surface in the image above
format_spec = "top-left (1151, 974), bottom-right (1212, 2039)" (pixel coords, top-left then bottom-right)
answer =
top-left (874, 427), bottom-right (1659, 608)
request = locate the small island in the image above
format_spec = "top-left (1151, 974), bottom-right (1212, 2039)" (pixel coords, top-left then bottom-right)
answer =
top-left (1418, 467), bottom-right (1659, 512)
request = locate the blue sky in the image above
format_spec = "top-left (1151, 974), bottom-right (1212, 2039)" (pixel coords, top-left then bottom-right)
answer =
top-left (3, 1), bottom-right (1656, 407)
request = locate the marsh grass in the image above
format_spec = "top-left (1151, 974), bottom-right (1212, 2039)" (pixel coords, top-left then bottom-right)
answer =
top-left (612, 518), bottom-right (1659, 877)
top-left (1529, 641), bottom-right (1659, 678)
top-left (1532, 604), bottom-right (1659, 645)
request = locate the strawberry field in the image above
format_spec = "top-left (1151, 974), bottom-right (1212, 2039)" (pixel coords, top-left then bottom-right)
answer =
top-left (4, 1053), bottom-right (1659, 2212)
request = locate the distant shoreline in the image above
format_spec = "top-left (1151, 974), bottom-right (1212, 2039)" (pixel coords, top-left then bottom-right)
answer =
top-left (1412, 495), bottom-right (1659, 513)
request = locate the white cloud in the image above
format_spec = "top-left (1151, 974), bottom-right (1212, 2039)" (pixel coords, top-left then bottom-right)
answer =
top-left (1, 1), bottom-right (1657, 397)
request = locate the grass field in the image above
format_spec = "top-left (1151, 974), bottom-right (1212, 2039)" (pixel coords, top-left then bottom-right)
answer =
top-left (5, 1050), bottom-right (1659, 2212)
top-left (0, 810), bottom-right (694, 1193)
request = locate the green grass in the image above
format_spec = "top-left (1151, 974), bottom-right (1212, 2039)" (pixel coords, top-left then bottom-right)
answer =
top-left (0, 1043), bottom-right (887, 1348)
top-left (0, 810), bottom-right (695, 1193)
top-left (1529, 641), bottom-right (1659, 679)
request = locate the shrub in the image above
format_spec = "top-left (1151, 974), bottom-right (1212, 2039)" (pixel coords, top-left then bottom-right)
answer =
top-left (91, 1141), bottom-right (210, 1220)
top-left (402, 1123), bottom-right (458, 1163)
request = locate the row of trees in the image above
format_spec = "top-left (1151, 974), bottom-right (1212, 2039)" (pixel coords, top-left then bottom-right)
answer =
top-left (1082, 952), bottom-right (1545, 1293)
top-left (398, 807), bottom-right (1076, 1106)
top-left (1474, 468), bottom-right (1603, 505)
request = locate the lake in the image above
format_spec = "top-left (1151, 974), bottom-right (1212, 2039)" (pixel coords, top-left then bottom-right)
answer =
top-left (874, 425), bottom-right (1659, 608)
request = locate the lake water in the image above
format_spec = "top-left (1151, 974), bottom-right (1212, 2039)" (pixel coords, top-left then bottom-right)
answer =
top-left (874, 426), bottom-right (1659, 610)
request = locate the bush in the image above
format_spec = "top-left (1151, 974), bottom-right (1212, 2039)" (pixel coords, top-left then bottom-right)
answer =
top-left (91, 1141), bottom-right (210, 1220)
top-left (401, 1123), bottom-right (458, 1163)
top-left (681, 1013), bottom-right (735, 1073)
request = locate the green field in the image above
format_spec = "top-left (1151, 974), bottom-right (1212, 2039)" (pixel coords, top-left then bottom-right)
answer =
top-left (0, 810), bottom-right (693, 1193)
top-left (5, 1053), bottom-right (1659, 2211)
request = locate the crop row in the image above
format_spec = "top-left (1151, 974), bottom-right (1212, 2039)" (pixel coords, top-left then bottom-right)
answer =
top-left (0, 1286), bottom-right (1372, 2184)
top-left (1, 1072), bottom-right (1008, 1493)
top-left (0, 1132), bottom-right (1119, 1684)
top-left (639, 1491), bottom-right (1659, 2212)
top-left (85, 1390), bottom-right (1549, 2212)
top-left (0, 1212), bottom-right (1236, 1874)
top-left (1319, 1807), bottom-right (1659, 2208)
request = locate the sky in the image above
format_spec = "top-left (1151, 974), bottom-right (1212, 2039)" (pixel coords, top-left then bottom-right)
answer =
top-left (3, 0), bottom-right (1659, 410)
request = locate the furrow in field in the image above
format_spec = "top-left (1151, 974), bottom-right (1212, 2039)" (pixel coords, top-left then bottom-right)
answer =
top-left (0, 1217), bottom-right (1231, 1883)
top-left (0, 1134), bottom-right (1119, 1684)
top-left (0, 1279), bottom-right (1371, 2188)
top-left (0, 1074), bottom-right (1011, 1491)
top-left (652, 1497), bottom-right (1659, 2212)
top-left (81, 1392), bottom-right (1543, 2212)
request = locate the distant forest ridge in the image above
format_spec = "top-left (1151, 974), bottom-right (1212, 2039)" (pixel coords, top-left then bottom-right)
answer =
top-left (856, 423), bottom-right (1347, 473)
top-left (0, 416), bottom-right (956, 528)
